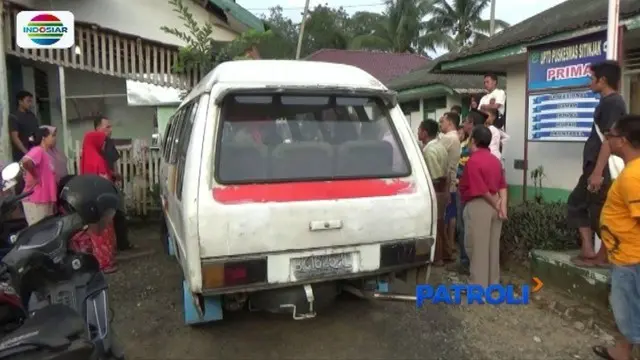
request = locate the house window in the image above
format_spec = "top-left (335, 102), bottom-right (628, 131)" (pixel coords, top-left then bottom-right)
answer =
top-left (400, 100), bottom-right (420, 115)
top-left (424, 96), bottom-right (447, 111)
top-left (423, 96), bottom-right (447, 121)
top-left (424, 110), bottom-right (436, 121)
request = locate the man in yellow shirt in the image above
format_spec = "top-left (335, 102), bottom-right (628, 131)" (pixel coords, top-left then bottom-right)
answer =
top-left (593, 114), bottom-right (640, 360)
top-left (418, 119), bottom-right (448, 266)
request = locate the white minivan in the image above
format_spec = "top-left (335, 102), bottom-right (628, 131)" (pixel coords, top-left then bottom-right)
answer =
top-left (159, 60), bottom-right (436, 325)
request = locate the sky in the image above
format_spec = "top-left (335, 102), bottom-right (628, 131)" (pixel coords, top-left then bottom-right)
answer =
top-left (238, 0), bottom-right (568, 28)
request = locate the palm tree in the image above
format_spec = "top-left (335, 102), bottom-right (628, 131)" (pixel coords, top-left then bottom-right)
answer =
top-left (419, 0), bottom-right (510, 53)
top-left (349, 0), bottom-right (432, 53)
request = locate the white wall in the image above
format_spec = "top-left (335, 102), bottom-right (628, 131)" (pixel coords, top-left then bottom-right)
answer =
top-left (504, 64), bottom-right (583, 190)
top-left (503, 65), bottom-right (526, 187)
top-left (11, 0), bottom-right (239, 45)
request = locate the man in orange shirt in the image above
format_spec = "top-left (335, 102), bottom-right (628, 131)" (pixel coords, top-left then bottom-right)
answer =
top-left (593, 114), bottom-right (640, 360)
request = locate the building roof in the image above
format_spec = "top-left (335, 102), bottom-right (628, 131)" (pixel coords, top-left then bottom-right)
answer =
top-left (207, 0), bottom-right (265, 32)
top-left (435, 0), bottom-right (640, 67)
top-left (386, 57), bottom-right (486, 93)
top-left (305, 49), bottom-right (430, 83)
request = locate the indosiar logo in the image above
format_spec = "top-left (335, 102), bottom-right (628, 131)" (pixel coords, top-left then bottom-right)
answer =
top-left (16, 11), bottom-right (75, 49)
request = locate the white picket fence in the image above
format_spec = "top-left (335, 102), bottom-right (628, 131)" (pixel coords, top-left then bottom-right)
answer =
top-left (69, 140), bottom-right (162, 216)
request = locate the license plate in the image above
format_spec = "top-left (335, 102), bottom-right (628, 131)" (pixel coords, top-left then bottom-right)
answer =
top-left (291, 253), bottom-right (354, 280)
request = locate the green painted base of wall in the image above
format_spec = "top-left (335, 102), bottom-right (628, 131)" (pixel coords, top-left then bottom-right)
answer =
top-left (507, 185), bottom-right (571, 205)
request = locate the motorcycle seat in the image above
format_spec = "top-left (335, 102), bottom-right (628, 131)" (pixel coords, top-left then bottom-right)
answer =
top-left (0, 304), bottom-right (85, 352)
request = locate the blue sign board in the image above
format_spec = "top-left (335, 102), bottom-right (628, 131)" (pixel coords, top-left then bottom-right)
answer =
top-left (528, 90), bottom-right (600, 142)
top-left (528, 32), bottom-right (607, 91)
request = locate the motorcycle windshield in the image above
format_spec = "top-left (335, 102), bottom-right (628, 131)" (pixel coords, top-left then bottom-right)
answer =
top-left (16, 221), bottom-right (62, 250)
top-left (3, 215), bottom-right (78, 269)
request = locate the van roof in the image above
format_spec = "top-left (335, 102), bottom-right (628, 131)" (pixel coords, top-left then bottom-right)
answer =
top-left (183, 60), bottom-right (389, 104)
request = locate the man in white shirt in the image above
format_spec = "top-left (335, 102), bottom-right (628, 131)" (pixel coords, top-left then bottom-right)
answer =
top-left (438, 112), bottom-right (461, 263)
top-left (478, 73), bottom-right (506, 117)
top-left (418, 119), bottom-right (449, 266)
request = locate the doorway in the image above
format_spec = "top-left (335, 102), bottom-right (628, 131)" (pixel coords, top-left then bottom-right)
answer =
top-left (34, 67), bottom-right (51, 125)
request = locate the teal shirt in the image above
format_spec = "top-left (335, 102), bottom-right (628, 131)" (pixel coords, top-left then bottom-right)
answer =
top-left (457, 138), bottom-right (471, 180)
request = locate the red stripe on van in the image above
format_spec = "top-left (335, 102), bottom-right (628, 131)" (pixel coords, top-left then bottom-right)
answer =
top-left (212, 179), bottom-right (414, 204)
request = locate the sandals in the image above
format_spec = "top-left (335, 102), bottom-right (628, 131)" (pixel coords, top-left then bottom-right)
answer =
top-left (592, 345), bottom-right (616, 360)
top-left (103, 266), bottom-right (118, 274)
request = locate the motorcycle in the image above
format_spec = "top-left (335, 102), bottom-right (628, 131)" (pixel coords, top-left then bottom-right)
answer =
top-left (0, 168), bottom-right (125, 359)
top-left (0, 164), bottom-right (29, 259)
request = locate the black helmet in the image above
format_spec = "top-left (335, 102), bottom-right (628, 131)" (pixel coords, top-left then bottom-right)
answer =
top-left (59, 175), bottom-right (121, 224)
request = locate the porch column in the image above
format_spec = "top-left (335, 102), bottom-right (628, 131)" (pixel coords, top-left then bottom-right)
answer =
top-left (0, 1), bottom-right (9, 162)
top-left (58, 66), bottom-right (69, 158)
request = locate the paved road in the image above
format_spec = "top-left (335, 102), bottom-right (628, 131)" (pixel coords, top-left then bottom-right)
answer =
top-left (110, 226), bottom-right (603, 360)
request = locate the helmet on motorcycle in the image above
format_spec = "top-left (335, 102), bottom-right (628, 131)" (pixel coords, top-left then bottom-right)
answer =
top-left (58, 175), bottom-right (121, 224)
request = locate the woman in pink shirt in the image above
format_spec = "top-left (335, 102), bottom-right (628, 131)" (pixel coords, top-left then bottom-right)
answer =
top-left (40, 125), bottom-right (68, 182)
top-left (20, 127), bottom-right (58, 225)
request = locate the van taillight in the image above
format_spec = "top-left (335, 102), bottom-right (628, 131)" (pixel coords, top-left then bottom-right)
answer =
top-left (224, 266), bottom-right (247, 285)
top-left (202, 258), bottom-right (267, 289)
top-left (379, 238), bottom-right (433, 268)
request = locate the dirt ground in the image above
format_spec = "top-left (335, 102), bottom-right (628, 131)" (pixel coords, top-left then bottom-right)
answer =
top-left (109, 224), bottom-right (610, 360)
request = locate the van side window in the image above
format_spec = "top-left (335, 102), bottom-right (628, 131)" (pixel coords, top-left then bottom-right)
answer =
top-left (175, 99), bottom-right (199, 200)
top-left (162, 118), bottom-right (174, 161)
top-left (169, 105), bottom-right (190, 165)
top-left (165, 113), bottom-right (182, 164)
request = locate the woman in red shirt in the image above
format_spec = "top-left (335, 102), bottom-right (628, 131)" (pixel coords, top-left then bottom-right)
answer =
top-left (73, 131), bottom-right (118, 273)
top-left (458, 125), bottom-right (508, 287)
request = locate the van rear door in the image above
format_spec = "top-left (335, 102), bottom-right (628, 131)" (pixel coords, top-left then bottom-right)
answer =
top-left (200, 92), bottom-right (434, 258)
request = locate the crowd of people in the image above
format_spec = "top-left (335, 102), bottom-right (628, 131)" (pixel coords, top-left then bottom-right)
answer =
top-left (417, 62), bottom-right (640, 360)
top-left (418, 73), bottom-right (509, 285)
top-left (8, 90), bottom-right (135, 274)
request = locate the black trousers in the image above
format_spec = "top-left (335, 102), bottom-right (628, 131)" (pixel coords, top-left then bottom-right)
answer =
top-left (113, 208), bottom-right (131, 250)
top-left (567, 163), bottom-right (612, 236)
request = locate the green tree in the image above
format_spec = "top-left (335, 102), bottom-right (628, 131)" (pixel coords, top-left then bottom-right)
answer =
top-left (419, 0), bottom-right (510, 52)
top-left (301, 5), bottom-right (351, 56)
top-left (259, 6), bottom-right (298, 59)
top-left (160, 0), bottom-right (217, 74)
top-left (348, 0), bottom-right (431, 53)
top-left (347, 11), bottom-right (387, 37)
top-left (161, 0), bottom-right (273, 75)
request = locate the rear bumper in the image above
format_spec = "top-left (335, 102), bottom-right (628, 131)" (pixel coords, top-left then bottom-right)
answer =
top-left (199, 237), bottom-right (433, 296)
top-left (201, 261), bottom-right (429, 296)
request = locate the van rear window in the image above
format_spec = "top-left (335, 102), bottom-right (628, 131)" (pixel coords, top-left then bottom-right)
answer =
top-left (215, 94), bottom-right (411, 184)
